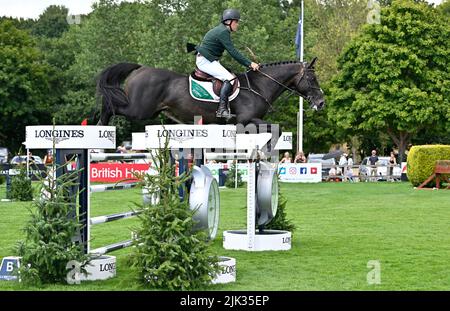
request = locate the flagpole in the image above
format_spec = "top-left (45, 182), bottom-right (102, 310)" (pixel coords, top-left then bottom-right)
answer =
top-left (297, 0), bottom-right (304, 153)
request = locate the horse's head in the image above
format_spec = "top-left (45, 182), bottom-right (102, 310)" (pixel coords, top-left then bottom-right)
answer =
top-left (291, 57), bottom-right (325, 111)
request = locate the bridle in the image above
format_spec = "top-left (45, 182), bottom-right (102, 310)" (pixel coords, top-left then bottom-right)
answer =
top-left (239, 63), bottom-right (320, 112)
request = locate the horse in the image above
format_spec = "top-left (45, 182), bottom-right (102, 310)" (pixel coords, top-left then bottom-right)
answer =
top-left (96, 57), bottom-right (325, 126)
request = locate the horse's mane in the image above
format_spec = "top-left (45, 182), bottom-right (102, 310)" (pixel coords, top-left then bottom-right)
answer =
top-left (259, 60), bottom-right (303, 68)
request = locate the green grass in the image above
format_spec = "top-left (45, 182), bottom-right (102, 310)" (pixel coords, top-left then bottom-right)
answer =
top-left (0, 182), bottom-right (449, 290)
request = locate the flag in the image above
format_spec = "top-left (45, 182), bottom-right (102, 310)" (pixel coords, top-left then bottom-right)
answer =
top-left (81, 118), bottom-right (88, 125)
top-left (294, 14), bottom-right (302, 59)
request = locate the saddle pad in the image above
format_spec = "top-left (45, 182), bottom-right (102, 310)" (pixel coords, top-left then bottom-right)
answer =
top-left (189, 76), bottom-right (240, 103)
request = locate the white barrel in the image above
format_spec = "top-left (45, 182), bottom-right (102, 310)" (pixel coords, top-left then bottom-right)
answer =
top-left (212, 256), bottom-right (236, 284)
top-left (79, 255), bottom-right (116, 281)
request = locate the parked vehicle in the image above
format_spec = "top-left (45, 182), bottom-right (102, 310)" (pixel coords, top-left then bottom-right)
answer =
top-left (10, 155), bottom-right (43, 165)
top-left (0, 147), bottom-right (8, 164)
top-left (359, 156), bottom-right (401, 181)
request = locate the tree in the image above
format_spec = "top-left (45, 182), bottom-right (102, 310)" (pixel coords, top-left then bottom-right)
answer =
top-left (0, 20), bottom-right (51, 152)
top-left (439, 0), bottom-right (450, 16)
top-left (265, 0), bottom-right (369, 153)
top-left (130, 140), bottom-right (218, 290)
top-left (0, 16), bottom-right (36, 32)
top-left (60, 0), bottom-right (159, 137)
top-left (308, 0), bottom-right (368, 82)
top-left (32, 5), bottom-right (69, 38)
top-left (328, 0), bottom-right (449, 162)
top-left (16, 166), bottom-right (89, 284)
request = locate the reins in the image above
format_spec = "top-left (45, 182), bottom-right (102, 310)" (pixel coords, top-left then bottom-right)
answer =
top-left (239, 71), bottom-right (274, 111)
top-left (239, 65), bottom-right (310, 112)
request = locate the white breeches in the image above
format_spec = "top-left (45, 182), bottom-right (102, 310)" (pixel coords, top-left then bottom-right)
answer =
top-left (196, 53), bottom-right (234, 82)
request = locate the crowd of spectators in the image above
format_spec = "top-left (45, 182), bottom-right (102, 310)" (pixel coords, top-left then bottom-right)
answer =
top-left (279, 149), bottom-right (402, 182)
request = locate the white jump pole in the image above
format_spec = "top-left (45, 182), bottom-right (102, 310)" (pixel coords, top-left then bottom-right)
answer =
top-left (246, 160), bottom-right (256, 250)
top-left (87, 149), bottom-right (91, 253)
top-left (235, 161), bottom-right (238, 189)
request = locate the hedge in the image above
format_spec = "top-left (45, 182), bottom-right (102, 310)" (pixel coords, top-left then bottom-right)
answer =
top-left (407, 145), bottom-right (450, 187)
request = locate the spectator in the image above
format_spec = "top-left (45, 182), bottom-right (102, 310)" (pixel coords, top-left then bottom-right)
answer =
top-left (279, 152), bottom-right (292, 164)
top-left (116, 144), bottom-right (127, 154)
top-left (338, 153), bottom-right (348, 176)
top-left (27, 152), bottom-right (35, 164)
top-left (388, 151), bottom-right (397, 181)
top-left (347, 155), bottom-right (354, 181)
top-left (346, 165), bottom-right (355, 182)
top-left (294, 151), bottom-right (306, 163)
top-left (327, 165), bottom-right (339, 182)
top-left (43, 150), bottom-right (53, 166)
top-left (368, 149), bottom-right (379, 181)
top-left (405, 143), bottom-right (413, 157)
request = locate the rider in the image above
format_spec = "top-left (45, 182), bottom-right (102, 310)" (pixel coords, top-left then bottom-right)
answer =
top-left (195, 8), bottom-right (260, 119)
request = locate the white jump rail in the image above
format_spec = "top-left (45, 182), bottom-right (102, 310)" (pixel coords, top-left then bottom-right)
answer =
top-left (90, 239), bottom-right (134, 255)
top-left (90, 210), bottom-right (143, 225)
top-left (90, 153), bottom-right (152, 162)
top-left (89, 182), bottom-right (139, 193)
top-left (87, 151), bottom-right (151, 255)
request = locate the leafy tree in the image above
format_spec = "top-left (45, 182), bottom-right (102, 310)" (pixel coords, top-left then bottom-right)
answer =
top-left (262, 0), bottom-right (369, 153)
top-left (0, 20), bottom-right (51, 152)
top-left (328, 0), bottom-right (449, 162)
top-left (439, 0), bottom-right (450, 15)
top-left (32, 5), bottom-right (69, 38)
top-left (308, 0), bottom-right (368, 82)
top-left (0, 16), bottom-right (36, 32)
top-left (61, 0), bottom-right (158, 135)
top-left (225, 162), bottom-right (244, 188)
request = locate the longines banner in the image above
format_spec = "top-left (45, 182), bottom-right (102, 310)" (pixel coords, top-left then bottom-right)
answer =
top-left (25, 126), bottom-right (116, 149)
top-left (145, 125), bottom-right (237, 149)
top-left (278, 163), bottom-right (322, 183)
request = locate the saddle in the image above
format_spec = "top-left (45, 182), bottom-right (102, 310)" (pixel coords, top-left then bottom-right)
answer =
top-left (192, 67), bottom-right (239, 97)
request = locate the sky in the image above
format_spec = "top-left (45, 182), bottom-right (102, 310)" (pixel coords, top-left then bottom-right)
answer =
top-left (0, 0), bottom-right (445, 19)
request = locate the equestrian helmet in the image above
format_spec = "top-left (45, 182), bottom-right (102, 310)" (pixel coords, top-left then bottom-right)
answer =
top-left (222, 9), bottom-right (240, 22)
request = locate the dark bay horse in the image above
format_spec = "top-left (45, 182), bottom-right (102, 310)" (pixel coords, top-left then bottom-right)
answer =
top-left (96, 58), bottom-right (325, 126)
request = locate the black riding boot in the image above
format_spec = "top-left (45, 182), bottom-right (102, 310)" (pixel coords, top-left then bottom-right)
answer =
top-left (216, 80), bottom-right (233, 119)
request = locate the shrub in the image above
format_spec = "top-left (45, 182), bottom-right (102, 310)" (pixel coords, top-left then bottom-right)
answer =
top-left (407, 145), bottom-right (450, 187)
top-left (0, 175), bottom-right (5, 185)
top-left (264, 181), bottom-right (296, 232)
top-left (10, 165), bottom-right (33, 201)
top-left (129, 143), bottom-right (219, 290)
top-left (15, 165), bottom-right (89, 285)
top-left (225, 162), bottom-right (244, 188)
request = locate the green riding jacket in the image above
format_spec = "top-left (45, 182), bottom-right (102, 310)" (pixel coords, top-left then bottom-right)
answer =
top-left (196, 23), bottom-right (252, 68)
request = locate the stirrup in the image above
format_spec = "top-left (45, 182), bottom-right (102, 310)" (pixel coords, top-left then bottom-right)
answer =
top-left (216, 109), bottom-right (230, 118)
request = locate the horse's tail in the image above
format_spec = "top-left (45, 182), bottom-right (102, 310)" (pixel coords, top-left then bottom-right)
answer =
top-left (96, 62), bottom-right (141, 124)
